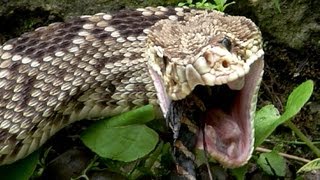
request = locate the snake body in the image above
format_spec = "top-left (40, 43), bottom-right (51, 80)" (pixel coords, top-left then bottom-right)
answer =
top-left (0, 6), bottom-right (264, 171)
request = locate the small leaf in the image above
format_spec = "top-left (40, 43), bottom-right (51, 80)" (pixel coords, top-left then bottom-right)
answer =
top-left (272, 0), bottom-right (281, 13)
top-left (214, 0), bottom-right (223, 5)
top-left (0, 151), bottom-right (39, 180)
top-left (81, 124), bottom-right (158, 162)
top-left (187, 0), bottom-right (193, 4)
top-left (279, 80), bottom-right (314, 124)
top-left (257, 151), bottom-right (286, 177)
top-left (230, 165), bottom-right (248, 180)
top-left (194, 149), bottom-right (207, 166)
top-left (178, 2), bottom-right (186, 6)
top-left (254, 104), bottom-right (280, 146)
top-left (195, 2), bottom-right (204, 8)
top-left (297, 158), bottom-right (320, 173)
top-left (222, 2), bottom-right (236, 10)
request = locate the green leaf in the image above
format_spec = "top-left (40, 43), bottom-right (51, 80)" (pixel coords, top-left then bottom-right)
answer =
top-left (81, 124), bottom-right (158, 162)
top-left (195, 2), bottom-right (205, 8)
top-left (257, 151), bottom-right (286, 177)
top-left (297, 158), bottom-right (320, 173)
top-left (272, 0), bottom-right (281, 13)
top-left (214, 0), bottom-right (224, 6)
top-left (187, 0), bottom-right (193, 4)
top-left (0, 151), bottom-right (39, 180)
top-left (222, 1), bottom-right (236, 11)
top-left (254, 104), bottom-right (280, 146)
top-left (95, 104), bottom-right (155, 128)
top-left (254, 80), bottom-right (314, 146)
top-left (279, 80), bottom-right (314, 124)
top-left (230, 165), bottom-right (248, 180)
top-left (194, 149), bottom-right (207, 166)
top-left (81, 105), bottom-right (159, 162)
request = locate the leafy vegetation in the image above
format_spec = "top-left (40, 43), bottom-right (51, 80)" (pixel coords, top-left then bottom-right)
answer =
top-left (254, 80), bottom-right (314, 147)
top-left (1, 80), bottom-right (316, 179)
top-left (252, 80), bottom-right (317, 178)
top-left (178, 0), bottom-right (235, 11)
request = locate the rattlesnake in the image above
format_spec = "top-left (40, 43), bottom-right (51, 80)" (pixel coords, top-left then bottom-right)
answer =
top-left (0, 6), bottom-right (264, 174)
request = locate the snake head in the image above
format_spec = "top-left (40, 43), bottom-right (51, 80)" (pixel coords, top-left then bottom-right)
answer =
top-left (147, 11), bottom-right (264, 167)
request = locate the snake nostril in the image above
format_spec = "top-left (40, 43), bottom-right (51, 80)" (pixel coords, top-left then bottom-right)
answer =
top-left (222, 60), bottom-right (229, 68)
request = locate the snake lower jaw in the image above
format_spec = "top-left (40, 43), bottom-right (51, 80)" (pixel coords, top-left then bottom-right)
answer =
top-left (196, 59), bottom-right (264, 168)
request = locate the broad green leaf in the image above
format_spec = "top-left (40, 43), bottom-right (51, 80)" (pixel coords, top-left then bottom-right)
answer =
top-left (81, 124), bottom-right (158, 162)
top-left (257, 151), bottom-right (286, 177)
top-left (254, 104), bottom-right (280, 146)
top-left (278, 80), bottom-right (314, 124)
top-left (0, 151), bottom-right (39, 180)
top-left (93, 105), bottom-right (155, 128)
top-left (254, 80), bottom-right (314, 146)
top-left (297, 158), bottom-right (320, 173)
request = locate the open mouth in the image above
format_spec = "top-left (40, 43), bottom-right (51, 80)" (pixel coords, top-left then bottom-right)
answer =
top-left (146, 9), bottom-right (265, 169)
top-left (149, 58), bottom-right (264, 168)
top-left (195, 59), bottom-right (264, 167)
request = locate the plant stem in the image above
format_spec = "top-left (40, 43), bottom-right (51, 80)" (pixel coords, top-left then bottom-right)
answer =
top-left (285, 120), bottom-right (320, 157)
top-left (256, 147), bottom-right (310, 163)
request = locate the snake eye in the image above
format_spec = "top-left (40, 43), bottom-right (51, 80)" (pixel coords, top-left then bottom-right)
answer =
top-left (220, 37), bottom-right (232, 52)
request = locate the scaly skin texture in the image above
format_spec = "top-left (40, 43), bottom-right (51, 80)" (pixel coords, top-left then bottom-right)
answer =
top-left (0, 6), bottom-right (263, 168)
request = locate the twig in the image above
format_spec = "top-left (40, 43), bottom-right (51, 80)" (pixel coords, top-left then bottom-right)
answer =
top-left (256, 147), bottom-right (311, 163)
top-left (264, 139), bottom-right (320, 145)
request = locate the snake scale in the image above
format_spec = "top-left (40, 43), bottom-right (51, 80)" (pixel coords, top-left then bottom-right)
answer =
top-left (0, 6), bottom-right (264, 176)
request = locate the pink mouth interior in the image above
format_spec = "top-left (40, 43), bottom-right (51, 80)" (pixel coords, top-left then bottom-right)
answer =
top-left (197, 60), bottom-right (264, 167)
top-left (196, 83), bottom-right (252, 167)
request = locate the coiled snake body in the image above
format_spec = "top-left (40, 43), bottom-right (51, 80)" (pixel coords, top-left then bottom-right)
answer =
top-left (0, 6), bottom-right (264, 174)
